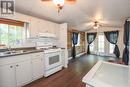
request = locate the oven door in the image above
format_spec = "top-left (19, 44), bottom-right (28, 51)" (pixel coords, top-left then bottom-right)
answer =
top-left (44, 51), bottom-right (61, 70)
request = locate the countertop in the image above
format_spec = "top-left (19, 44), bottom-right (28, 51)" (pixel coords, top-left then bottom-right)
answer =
top-left (0, 49), bottom-right (44, 58)
top-left (82, 61), bottom-right (130, 87)
top-left (0, 47), bottom-right (63, 58)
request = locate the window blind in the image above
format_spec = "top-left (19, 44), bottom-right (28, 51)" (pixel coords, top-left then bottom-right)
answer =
top-left (0, 18), bottom-right (24, 27)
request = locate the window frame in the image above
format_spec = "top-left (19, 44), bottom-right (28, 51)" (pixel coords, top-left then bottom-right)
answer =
top-left (0, 23), bottom-right (26, 47)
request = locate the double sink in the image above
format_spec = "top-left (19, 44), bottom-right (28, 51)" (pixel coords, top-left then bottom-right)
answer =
top-left (0, 50), bottom-right (28, 56)
top-left (0, 49), bottom-right (43, 58)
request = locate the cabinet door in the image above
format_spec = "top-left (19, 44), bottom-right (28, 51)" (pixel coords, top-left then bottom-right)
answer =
top-left (29, 17), bottom-right (39, 37)
top-left (0, 65), bottom-right (16, 87)
top-left (38, 19), bottom-right (48, 33)
top-left (32, 57), bottom-right (43, 80)
top-left (61, 50), bottom-right (65, 67)
top-left (16, 60), bottom-right (32, 86)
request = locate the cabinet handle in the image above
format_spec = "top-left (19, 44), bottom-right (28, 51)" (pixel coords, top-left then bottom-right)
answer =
top-left (10, 66), bottom-right (13, 68)
top-left (16, 64), bottom-right (19, 67)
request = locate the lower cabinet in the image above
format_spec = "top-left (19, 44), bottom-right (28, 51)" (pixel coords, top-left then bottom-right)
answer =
top-left (0, 64), bottom-right (16, 87)
top-left (32, 54), bottom-right (43, 80)
top-left (61, 49), bottom-right (65, 67)
top-left (61, 49), bottom-right (68, 68)
top-left (16, 60), bottom-right (32, 86)
top-left (0, 60), bottom-right (32, 87)
top-left (0, 52), bottom-right (44, 87)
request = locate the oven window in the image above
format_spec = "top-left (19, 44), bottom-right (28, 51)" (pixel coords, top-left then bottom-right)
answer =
top-left (49, 55), bottom-right (60, 65)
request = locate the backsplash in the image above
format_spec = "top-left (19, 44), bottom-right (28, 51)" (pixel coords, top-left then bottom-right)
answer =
top-left (6, 37), bottom-right (59, 48)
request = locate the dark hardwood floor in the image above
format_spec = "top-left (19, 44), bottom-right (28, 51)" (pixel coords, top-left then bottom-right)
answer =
top-left (24, 54), bottom-right (114, 87)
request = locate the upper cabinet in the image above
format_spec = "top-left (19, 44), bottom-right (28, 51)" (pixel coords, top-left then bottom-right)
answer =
top-left (29, 17), bottom-right (59, 38)
top-left (29, 17), bottom-right (39, 37)
top-left (38, 19), bottom-right (49, 33)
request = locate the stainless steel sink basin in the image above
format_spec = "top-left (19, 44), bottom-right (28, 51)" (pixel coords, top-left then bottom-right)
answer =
top-left (0, 50), bottom-right (27, 56)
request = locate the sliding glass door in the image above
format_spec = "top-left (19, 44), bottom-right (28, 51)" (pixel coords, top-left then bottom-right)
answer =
top-left (89, 32), bottom-right (116, 56)
top-left (98, 33), bottom-right (105, 55)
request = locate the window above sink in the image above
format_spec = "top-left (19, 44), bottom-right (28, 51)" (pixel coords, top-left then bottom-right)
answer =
top-left (0, 18), bottom-right (28, 47)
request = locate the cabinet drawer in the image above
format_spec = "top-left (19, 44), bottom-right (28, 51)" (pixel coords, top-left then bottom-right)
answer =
top-left (31, 52), bottom-right (43, 59)
top-left (0, 54), bottom-right (32, 66)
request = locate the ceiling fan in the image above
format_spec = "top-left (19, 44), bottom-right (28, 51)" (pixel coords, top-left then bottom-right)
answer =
top-left (41, 0), bottom-right (76, 13)
top-left (93, 21), bottom-right (102, 29)
top-left (85, 18), bottom-right (108, 30)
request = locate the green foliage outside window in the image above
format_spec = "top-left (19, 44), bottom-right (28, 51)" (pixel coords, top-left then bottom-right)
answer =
top-left (0, 24), bottom-right (25, 46)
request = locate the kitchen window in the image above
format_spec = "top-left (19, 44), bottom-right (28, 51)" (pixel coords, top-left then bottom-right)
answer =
top-left (0, 18), bottom-right (26, 46)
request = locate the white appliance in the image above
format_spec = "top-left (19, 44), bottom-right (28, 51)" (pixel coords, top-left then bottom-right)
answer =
top-left (43, 48), bottom-right (62, 77)
top-left (36, 41), bottom-right (62, 77)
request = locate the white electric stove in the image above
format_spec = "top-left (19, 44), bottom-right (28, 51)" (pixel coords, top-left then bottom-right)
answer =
top-left (43, 48), bottom-right (62, 77)
top-left (36, 42), bottom-right (62, 77)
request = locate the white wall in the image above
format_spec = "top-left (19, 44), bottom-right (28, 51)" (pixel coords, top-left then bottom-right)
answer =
top-left (86, 26), bottom-right (124, 58)
top-left (58, 23), bottom-right (68, 68)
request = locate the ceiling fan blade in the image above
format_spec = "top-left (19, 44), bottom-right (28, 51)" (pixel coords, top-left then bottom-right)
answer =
top-left (85, 22), bottom-right (94, 26)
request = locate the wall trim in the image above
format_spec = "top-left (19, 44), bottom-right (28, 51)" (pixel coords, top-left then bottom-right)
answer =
top-left (68, 52), bottom-right (86, 60)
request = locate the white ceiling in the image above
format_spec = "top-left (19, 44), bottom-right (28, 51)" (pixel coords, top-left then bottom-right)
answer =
top-left (15, 0), bottom-right (130, 31)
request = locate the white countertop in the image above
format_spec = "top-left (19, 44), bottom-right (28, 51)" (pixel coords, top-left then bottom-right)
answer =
top-left (82, 61), bottom-right (130, 87)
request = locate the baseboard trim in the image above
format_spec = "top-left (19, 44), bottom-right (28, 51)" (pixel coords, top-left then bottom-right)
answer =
top-left (76, 52), bottom-right (86, 57)
top-left (68, 57), bottom-right (72, 60)
top-left (68, 52), bottom-right (86, 60)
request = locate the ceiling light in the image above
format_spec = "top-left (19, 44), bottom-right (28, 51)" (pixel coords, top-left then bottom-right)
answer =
top-left (52, 0), bottom-right (65, 13)
top-left (93, 21), bottom-right (99, 29)
top-left (41, 0), bottom-right (76, 13)
top-left (93, 26), bottom-right (99, 29)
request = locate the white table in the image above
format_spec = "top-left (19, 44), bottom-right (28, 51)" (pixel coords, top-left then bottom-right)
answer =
top-left (82, 61), bottom-right (130, 87)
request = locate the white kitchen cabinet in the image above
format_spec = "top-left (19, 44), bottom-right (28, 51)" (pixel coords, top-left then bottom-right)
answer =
top-left (29, 17), bottom-right (39, 37)
top-left (32, 53), bottom-right (43, 80)
top-left (61, 49), bottom-right (65, 67)
top-left (0, 59), bottom-right (32, 87)
top-left (0, 53), bottom-right (44, 87)
top-left (30, 18), bottom-right (58, 37)
top-left (0, 54), bottom-right (33, 87)
top-left (0, 64), bottom-right (16, 87)
top-left (38, 19), bottom-right (57, 34)
top-left (47, 22), bottom-right (57, 34)
top-left (16, 60), bottom-right (32, 86)
top-left (38, 19), bottom-right (49, 33)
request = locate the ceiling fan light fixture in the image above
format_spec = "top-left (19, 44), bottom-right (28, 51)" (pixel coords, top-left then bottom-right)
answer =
top-left (93, 26), bottom-right (99, 29)
top-left (53, 0), bottom-right (64, 12)
top-left (93, 21), bottom-right (99, 29)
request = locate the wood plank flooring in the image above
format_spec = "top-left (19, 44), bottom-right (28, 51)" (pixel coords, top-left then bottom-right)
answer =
top-left (24, 54), bottom-right (114, 87)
